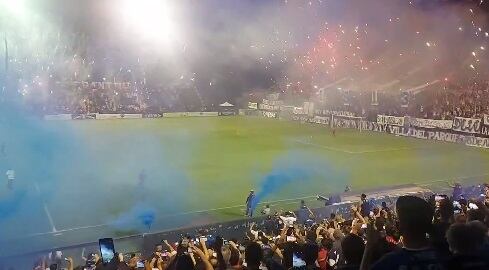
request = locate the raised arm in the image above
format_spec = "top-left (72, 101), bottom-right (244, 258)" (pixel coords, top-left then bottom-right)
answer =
top-left (163, 240), bottom-right (176, 255)
top-left (199, 237), bottom-right (210, 259)
top-left (191, 245), bottom-right (214, 270)
top-left (351, 205), bottom-right (366, 224)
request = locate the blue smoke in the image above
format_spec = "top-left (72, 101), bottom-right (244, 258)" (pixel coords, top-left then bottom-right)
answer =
top-left (110, 202), bottom-right (156, 230)
top-left (251, 167), bottom-right (311, 210)
top-left (251, 151), bottom-right (347, 210)
top-left (0, 190), bottom-right (27, 219)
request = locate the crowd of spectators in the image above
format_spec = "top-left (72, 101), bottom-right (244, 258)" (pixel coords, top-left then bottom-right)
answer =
top-left (321, 79), bottom-right (489, 121)
top-left (20, 184), bottom-right (489, 270)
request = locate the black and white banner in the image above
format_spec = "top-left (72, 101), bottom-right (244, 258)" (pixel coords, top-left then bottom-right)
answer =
top-left (333, 115), bottom-right (363, 129)
top-left (480, 126), bottom-right (489, 136)
top-left (377, 115), bottom-right (405, 126)
top-left (409, 118), bottom-right (453, 130)
top-left (360, 121), bottom-right (489, 149)
top-left (315, 110), bottom-right (355, 117)
top-left (483, 114), bottom-right (489, 126)
top-left (451, 117), bottom-right (481, 134)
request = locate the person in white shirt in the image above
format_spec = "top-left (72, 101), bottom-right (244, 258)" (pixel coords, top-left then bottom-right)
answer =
top-left (6, 169), bottom-right (15, 190)
top-left (279, 211), bottom-right (297, 228)
top-left (261, 204), bottom-right (271, 215)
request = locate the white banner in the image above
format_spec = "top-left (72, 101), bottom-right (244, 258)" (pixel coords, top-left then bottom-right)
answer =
top-left (163, 112), bottom-right (189, 117)
top-left (409, 118), bottom-right (453, 130)
top-left (248, 102), bottom-right (258, 110)
top-left (121, 114), bottom-right (143, 119)
top-left (259, 103), bottom-right (280, 111)
top-left (311, 116), bottom-right (330, 125)
top-left (451, 117), bottom-right (481, 134)
top-left (377, 115), bottom-right (405, 126)
top-left (293, 107), bottom-right (305, 115)
top-left (261, 111), bottom-right (277, 118)
top-left (465, 136), bottom-right (489, 148)
top-left (44, 114), bottom-right (72, 121)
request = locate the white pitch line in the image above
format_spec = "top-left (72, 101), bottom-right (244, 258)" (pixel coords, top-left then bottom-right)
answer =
top-left (43, 203), bottom-right (57, 233)
top-left (24, 172), bottom-right (489, 238)
top-left (33, 181), bottom-right (57, 233)
top-left (25, 195), bottom-right (318, 237)
top-left (353, 146), bottom-right (436, 154)
top-left (294, 140), bottom-right (355, 154)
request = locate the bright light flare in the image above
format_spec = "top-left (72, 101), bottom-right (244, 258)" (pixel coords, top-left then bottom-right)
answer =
top-left (120, 0), bottom-right (177, 43)
top-left (0, 0), bottom-right (28, 18)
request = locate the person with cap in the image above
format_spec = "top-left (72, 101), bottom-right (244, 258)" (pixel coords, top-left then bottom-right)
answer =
top-left (246, 190), bottom-right (256, 217)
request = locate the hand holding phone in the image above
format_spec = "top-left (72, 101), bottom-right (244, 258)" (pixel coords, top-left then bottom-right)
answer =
top-left (99, 238), bottom-right (116, 264)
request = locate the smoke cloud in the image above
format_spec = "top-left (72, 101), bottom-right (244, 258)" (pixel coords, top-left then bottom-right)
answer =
top-left (251, 151), bottom-right (348, 210)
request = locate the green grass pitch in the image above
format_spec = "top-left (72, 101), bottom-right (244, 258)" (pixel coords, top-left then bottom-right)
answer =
top-left (1, 116), bottom-right (489, 255)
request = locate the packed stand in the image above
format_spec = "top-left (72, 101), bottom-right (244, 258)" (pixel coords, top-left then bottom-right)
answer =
top-left (19, 183), bottom-right (488, 270)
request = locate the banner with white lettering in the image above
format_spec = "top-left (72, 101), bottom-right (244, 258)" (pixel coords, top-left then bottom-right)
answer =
top-left (315, 110), bottom-right (355, 117)
top-left (333, 115), bottom-right (363, 129)
top-left (480, 125), bottom-right (489, 136)
top-left (451, 117), bottom-right (481, 134)
top-left (259, 104), bottom-right (280, 111)
top-left (261, 111), bottom-right (277, 118)
top-left (483, 114), bottom-right (489, 126)
top-left (360, 121), bottom-right (489, 149)
top-left (377, 115), bottom-right (405, 126)
top-left (248, 102), bottom-right (258, 110)
top-left (409, 118), bottom-right (453, 130)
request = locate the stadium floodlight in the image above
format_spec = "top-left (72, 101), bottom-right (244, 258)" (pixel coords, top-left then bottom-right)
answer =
top-left (120, 0), bottom-right (177, 44)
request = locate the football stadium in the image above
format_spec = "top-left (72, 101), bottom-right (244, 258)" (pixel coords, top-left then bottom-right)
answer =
top-left (1, 0), bottom-right (489, 270)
